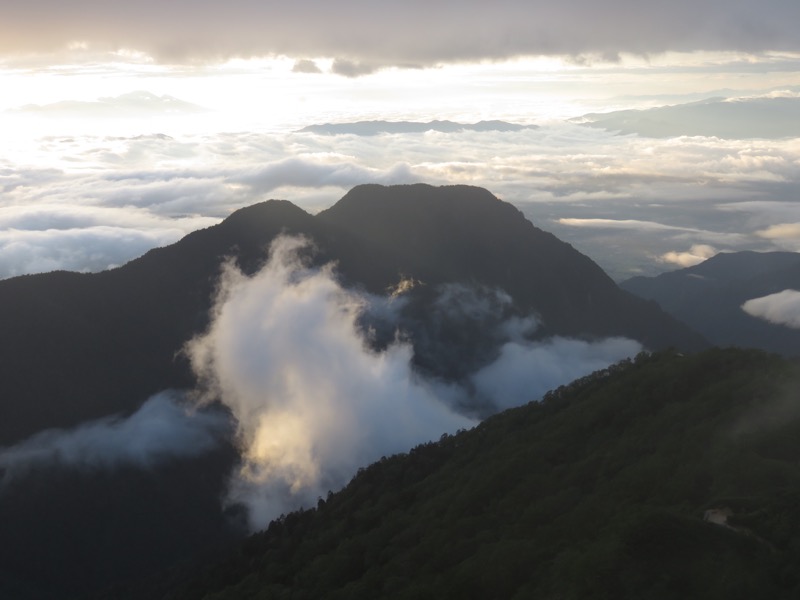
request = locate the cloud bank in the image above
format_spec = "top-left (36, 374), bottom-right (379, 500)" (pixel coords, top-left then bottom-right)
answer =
top-left (0, 391), bottom-right (229, 482)
top-left (185, 235), bottom-right (642, 529)
top-left (2, 1), bottom-right (799, 66)
top-left (742, 289), bottom-right (800, 329)
top-left (2, 122), bottom-right (799, 281)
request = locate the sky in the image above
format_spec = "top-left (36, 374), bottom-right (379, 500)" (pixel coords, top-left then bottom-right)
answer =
top-left (1, 0), bottom-right (800, 280)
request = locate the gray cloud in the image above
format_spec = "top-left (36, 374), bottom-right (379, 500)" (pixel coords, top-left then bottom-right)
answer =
top-left (742, 289), bottom-right (800, 329)
top-left (2, 1), bottom-right (799, 67)
top-left (185, 236), bottom-right (476, 529)
top-left (330, 59), bottom-right (380, 78)
top-left (0, 391), bottom-right (229, 482)
top-left (185, 235), bottom-right (642, 529)
top-left (291, 59), bottom-right (322, 74)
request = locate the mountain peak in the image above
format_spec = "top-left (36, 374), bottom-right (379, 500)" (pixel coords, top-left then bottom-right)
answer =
top-left (220, 199), bottom-right (311, 228)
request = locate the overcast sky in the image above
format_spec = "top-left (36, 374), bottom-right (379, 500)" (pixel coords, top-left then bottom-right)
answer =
top-left (0, 0), bottom-right (799, 280)
top-left (3, 0), bottom-right (800, 65)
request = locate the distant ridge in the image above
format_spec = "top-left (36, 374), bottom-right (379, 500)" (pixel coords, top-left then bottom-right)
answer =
top-left (575, 96), bottom-right (800, 139)
top-left (298, 120), bottom-right (536, 135)
top-left (10, 90), bottom-right (208, 118)
top-left (620, 250), bottom-right (800, 355)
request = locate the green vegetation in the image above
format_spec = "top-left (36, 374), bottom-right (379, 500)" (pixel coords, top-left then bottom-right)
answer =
top-left (168, 348), bottom-right (800, 600)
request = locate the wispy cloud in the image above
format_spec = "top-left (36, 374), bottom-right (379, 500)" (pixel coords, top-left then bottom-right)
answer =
top-left (0, 392), bottom-right (229, 482)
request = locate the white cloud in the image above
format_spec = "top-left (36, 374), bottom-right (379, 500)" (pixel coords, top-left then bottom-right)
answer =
top-left (184, 235), bottom-right (644, 529)
top-left (659, 244), bottom-right (718, 267)
top-left (742, 289), bottom-right (800, 329)
top-left (185, 236), bottom-right (476, 529)
top-left (0, 391), bottom-right (229, 482)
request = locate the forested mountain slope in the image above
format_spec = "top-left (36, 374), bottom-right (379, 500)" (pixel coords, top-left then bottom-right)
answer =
top-left (165, 348), bottom-right (800, 600)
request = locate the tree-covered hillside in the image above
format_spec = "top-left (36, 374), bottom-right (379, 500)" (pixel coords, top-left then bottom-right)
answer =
top-left (164, 348), bottom-right (800, 600)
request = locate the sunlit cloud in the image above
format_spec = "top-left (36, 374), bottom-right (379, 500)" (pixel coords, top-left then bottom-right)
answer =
top-left (185, 235), bottom-right (643, 529)
top-left (757, 223), bottom-right (800, 240)
top-left (659, 244), bottom-right (718, 267)
top-left (558, 218), bottom-right (694, 231)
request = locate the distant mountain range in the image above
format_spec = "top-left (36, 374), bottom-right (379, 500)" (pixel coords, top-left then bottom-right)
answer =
top-left (10, 91), bottom-right (208, 118)
top-left (620, 251), bottom-right (800, 356)
top-left (297, 120), bottom-right (537, 135)
top-left (576, 96), bottom-right (800, 139)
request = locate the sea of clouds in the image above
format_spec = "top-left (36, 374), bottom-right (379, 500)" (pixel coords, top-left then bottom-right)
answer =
top-left (2, 116), bottom-right (800, 281)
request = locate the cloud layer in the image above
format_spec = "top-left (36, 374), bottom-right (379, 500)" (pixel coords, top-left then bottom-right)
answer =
top-left (2, 1), bottom-right (800, 65)
top-left (742, 289), bottom-right (800, 329)
top-left (185, 235), bottom-right (642, 529)
top-left (0, 391), bottom-right (229, 482)
top-left (1, 115), bottom-right (799, 281)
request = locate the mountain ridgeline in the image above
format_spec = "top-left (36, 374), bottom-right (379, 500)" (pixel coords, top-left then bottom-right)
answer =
top-left (0, 183), bottom-right (705, 446)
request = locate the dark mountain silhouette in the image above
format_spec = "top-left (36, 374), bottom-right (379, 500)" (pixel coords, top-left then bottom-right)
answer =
top-left (577, 96), bottom-right (800, 139)
top-left (153, 348), bottom-right (800, 599)
top-left (0, 183), bottom-right (705, 446)
top-left (620, 251), bottom-right (800, 356)
top-left (298, 120), bottom-right (536, 135)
